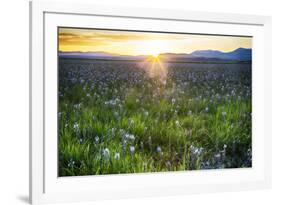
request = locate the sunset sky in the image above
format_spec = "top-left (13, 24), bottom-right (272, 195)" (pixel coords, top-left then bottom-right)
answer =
top-left (59, 28), bottom-right (252, 56)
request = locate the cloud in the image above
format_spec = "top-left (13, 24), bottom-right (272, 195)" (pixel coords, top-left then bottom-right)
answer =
top-left (58, 28), bottom-right (186, 48)
top-left (60, 28), bottom-right (148, 42)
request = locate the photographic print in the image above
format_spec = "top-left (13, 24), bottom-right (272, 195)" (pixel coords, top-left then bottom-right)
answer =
top-left (58, 27), bottom-right (252, 176)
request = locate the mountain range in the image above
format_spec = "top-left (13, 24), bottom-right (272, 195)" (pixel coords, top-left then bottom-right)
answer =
top-left (190, 48), bottom-right (251, 61)
top-left (59, 48), bottom-right (252, 62)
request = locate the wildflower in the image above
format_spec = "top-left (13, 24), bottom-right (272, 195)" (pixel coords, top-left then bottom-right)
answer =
top-left (156, 146), bottom-right (162, 153)
top-left (124, 133), bottom-right (135, 141)
top-left (104, 99), bottom-right (117, 106)
top-left (102, 148), bottom-right (110, 160)
top-left (144, 111), bottom-right (149, 117)
top-left (129, 134), bottom-right (135, 141)
top-left (205, 107), bottom-right (209, 112)
top-left (129, 146), bottom-right (135, 154)
top-left (223, 144), bottom-right (227, 149)
top-left (171, 98), bottom-right (176, 104)
top-left (214, 153), bottom-right (221, 159)
top-left (175, 120), bottom-right (180, 127)
top-left (113, 111), bottom-right (119, 118)
top-left (95, 136), bottom-right (99, 143)
top-left (74, 103), bottom-right (81, 109)
top-left (190, 145), bottom-right (203, 156)
top-left (67, 158), bottom-right (75, 168)
top-left (114, 152), bottom-right (120, 160)
top-left (122, 138), bottom-right (127, 145)
top-left (222, 111), bottom-right (227, 117)
top-left (194, 147), bottom-right (203, 155)
top-left (73, 122), bottom-right (79, 132)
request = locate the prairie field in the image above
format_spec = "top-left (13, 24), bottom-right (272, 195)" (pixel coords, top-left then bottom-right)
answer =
top-left (58, 58), bottom-right (252, 176)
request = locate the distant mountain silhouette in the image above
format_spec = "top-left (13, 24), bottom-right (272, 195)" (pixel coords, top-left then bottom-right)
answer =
top-left (190, 48), bottom-right (252, 61)
top-left (59, 48), bottom-right (252, 62)
top-left (58, 51), bottom-right (145, 60)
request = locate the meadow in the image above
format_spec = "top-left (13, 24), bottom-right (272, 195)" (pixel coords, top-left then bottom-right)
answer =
top-left (58, 58), bottom-right (252, 176)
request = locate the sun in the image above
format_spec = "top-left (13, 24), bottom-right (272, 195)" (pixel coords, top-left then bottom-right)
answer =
top-left (152, 53), bottom-right (160, 58)
top-left (137, 40), bottom-right (167, 57)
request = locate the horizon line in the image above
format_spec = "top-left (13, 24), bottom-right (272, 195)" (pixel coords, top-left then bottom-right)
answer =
top-left (58, 47), bottom-right (252, 56)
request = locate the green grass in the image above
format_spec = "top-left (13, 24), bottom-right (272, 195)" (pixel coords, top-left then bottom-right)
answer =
top-left (58, 59), bottom-right (252, 176)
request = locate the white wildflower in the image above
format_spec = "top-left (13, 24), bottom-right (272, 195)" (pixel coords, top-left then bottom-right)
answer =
top-left (129, 146), bottom-right (135, 154)
top-left (102, 148), bottom-right (110, 160)
top-left (113, 111), bottom-right (119, 118)
top-left (73, 122), bottom-right (79, 132)
top-left (214, 153), bottom-right (221, 159)
top-left (114, 152), bottom-right (120, 160)
top-left (95, 136), bottom-right (99, 143)
top-left (156, 146), bottom-right (162, 153)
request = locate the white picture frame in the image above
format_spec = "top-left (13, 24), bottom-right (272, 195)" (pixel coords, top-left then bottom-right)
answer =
top-left (29, 1), bottom-right (272, 204)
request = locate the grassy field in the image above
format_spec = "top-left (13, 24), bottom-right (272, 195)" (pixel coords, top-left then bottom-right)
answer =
top-left (58, 58), bottom-right (252, 176)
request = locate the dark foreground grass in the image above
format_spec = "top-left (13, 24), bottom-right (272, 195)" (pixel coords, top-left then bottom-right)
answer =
top-left (58, 59), bottom-right (252, 176)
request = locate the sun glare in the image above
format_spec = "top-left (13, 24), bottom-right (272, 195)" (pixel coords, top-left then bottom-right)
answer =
top-left (143, 51), bottom-right (167, 85)
top-left (137, 40), bottom-right (167, 57)
top-left (152, 53), bottom-right (159, 58)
